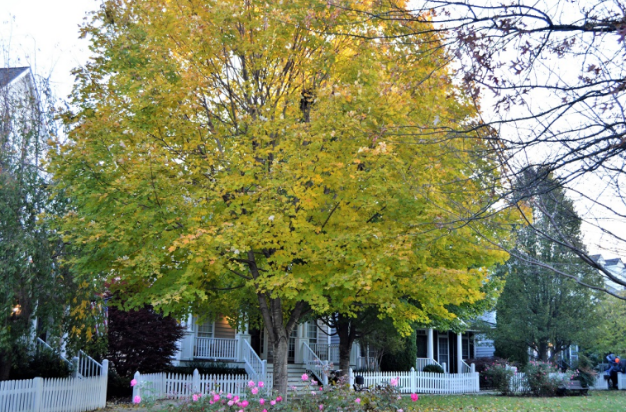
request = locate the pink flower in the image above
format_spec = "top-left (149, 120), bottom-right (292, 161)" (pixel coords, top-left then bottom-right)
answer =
top-left (398, 410), bottom-right (404, 412)
top-left (270, 400), bottom-right (276, 406)
top-left (193, 394), bottom-right (199, 402)
top-left (251, 388), bottom-right (259, 395)
top-left (302, 373), bottom-right (309, 381)
top-left (258, 381), bottom-right (265, 388)
top-left (355, 398), bottom-right (361, 404)
top-left (319, 386), bottom-right (323, 391)
top-left (234, 396), bottom-right (240, 402)
top-left (259, 398), bottom-right (265, 405)
top-left (276, 396), bottom-right (283, 402)
top-left (311, 391), bottom-right (316, 396)
top-left (311, 379), bottom-right (317, 385)
top-left (228, 400), bottom-right (235, 406)
top-left (263, 410), bottom-right (267, 412)
top-left (390, 378), bottom-right (398, 387)
top-left (319, 404), bottom-right (324, 410)
top-left (209, 400), bottom-right (214, 405)
top-left (397, 395), bottom-right (402, 400)
top-left (130, 379), bottom-right (137, 387)
top-left (214, 394), bottom-right (220, 401)
top-left (133, 396), bottom-right (141, 404)
top-left (227, 393), bottom-right (233, 399)
top-left (241, 400), bottom-right (249, 407)
top-left (410, 393), bottom-right (418, 402)
top-left (248, 380), bottom-right (256, 387)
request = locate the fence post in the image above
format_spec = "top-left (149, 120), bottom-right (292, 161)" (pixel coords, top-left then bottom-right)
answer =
top-left (470, 363), bottom-right (475, 373)
top-left (349, 368), bottom-right (355, 389)
top-left (261, 359), bottom-right (267, 381)
top-left (193, 369), bottom-right (200, 393)
top-left (442, 362), bottom-right (447, 374)
top-left (100, 360), bottom-right (109, 407)
top-left (72, 356), bottom-right (79, 378)
top-left (133, 371), bottom-right (141, 400)
top-left (410, 367), bottom-right (416, 393)
top-left (32, 377), bottom-right (44, 412)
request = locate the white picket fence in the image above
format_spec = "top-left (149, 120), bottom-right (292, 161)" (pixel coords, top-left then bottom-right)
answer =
top-left (0, 373), bottom-right (107, 412)
top-left (133, 369), bottom-right (259, 400)
top-left (350, 368), bottom-right (479, 394)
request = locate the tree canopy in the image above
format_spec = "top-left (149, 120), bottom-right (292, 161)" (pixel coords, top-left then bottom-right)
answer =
top-left (51, 0), bottom-right (517, 391)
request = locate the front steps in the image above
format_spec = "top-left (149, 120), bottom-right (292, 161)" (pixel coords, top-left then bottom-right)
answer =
top-left (265, 363), bottom-right (323, 393)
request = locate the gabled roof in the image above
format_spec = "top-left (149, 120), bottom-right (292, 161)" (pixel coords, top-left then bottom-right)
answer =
top-left (604, 258), bottom-right (623, 267)
top-left (0, 67), bottom-right (30, 88)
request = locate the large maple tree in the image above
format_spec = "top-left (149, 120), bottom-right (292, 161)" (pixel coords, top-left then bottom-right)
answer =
top-left (51, 0), bottom-right (515, 392)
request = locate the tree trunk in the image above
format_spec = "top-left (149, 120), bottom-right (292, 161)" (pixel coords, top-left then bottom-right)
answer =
top-left (247, 251), bottom-right (306, 394)
top-left (336, 314), bottom-right (355, 376)
top-left (272, 332), bottom-right (290, 395)
top-left (0, 349), bottom-right (11, 380)
top-left (538, 342), bottom-right (549, 362)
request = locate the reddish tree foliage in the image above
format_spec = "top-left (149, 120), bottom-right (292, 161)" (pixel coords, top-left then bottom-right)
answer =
top-left (107, 305), bottom-right (185, 377)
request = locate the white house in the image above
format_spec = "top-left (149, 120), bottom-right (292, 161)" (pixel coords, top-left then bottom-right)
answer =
top-left (170, 312), bottom-right (484, 387)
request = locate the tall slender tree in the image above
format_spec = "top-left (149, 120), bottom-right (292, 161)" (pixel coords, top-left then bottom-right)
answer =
top-left (493, 170), bottom-right (604, 363)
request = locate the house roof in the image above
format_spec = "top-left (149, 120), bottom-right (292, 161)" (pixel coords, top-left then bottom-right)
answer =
top-left (604, 258), bottom-right (623, 267)
top-left (0, 67), bottom-right (30, 88)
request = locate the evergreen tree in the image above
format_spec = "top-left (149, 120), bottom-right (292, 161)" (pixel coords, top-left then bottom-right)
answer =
top-left (493, 169), bottom-right (603, 364)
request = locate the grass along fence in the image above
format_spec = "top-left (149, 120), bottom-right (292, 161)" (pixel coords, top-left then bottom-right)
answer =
top-left (133, 369), bottom-right (259, 400)
top-left (349, 368), bottom-right (479, 394)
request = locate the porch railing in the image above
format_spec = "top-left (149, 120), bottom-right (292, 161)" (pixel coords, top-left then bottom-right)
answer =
top-left (301, 342), bottom-right (329, 385)
top-left (75, 350), bottom-right (107, 378)
top-left (242, 338), bottom-right (266, 383)
top-left (308, 343), bottom-right (340, 364)
top-left (194, 337), bottom-right (238, 360)
top-left (36, 337), bottom-right (72, 370)
top-left (356, 356), bottom-right (380, 371)
top-left (460, 359), bottom-right (472, 374)
top-left (415, 357), bottom-right (442, 372)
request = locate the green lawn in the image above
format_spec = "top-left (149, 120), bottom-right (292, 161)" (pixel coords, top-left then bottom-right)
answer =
top-left (402, 391), bottom-right (626, 411)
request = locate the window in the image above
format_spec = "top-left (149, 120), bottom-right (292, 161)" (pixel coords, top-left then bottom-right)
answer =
top-left (308, 322), bottom-right (318, 344)
top-left (195, 319), bottom-right (214, 338)
top-left (462, 336), bottom-right (470, 359)
top-left (438, 335), bottom-right (449, 370)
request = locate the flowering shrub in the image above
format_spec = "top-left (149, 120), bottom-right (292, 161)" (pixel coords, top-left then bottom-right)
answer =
top-left (523, 361), bottom-right (565, 397)
top-left (137, 377), bottom-right (418, 412)
top-left (482, 363), bottom-right (514, 395)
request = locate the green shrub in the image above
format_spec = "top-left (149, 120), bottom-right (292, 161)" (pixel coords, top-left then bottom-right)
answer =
top-left (422, 364), bottom-right (444, 373)
top-left (9, 350), bottom-right (72, 380)
top-left (380, 330), bottom-right (417, 372)
top-left (107, 368), bottom-right (133, 400)
top-left (570, 354), bottom-right (596, 388)
top-left (483, 363), bottom-right (515, 395)
top-left (522, 361), bottom-right (564, 397)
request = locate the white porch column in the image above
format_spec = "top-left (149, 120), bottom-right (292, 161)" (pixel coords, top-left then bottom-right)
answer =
top-left (457, 332), bottom-right (463, 374)
top-left (349, 341), bottom-right (359, 367)
top-left (427, 328), bottom-right (434, 360)
top-left (237, 321), bottom-right (252, 362)
top-left (180, 314), bottom-right (195, 361)
top-left (295, 323), bottom-right (307, 363)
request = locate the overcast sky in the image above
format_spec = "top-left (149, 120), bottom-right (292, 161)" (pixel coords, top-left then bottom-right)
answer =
top-left (0, 0), bottom-right (100, 99)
